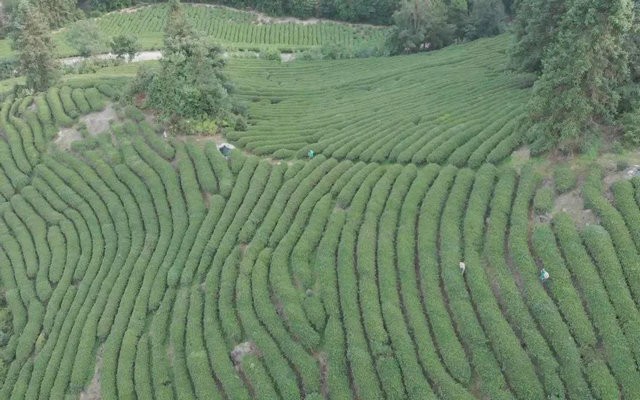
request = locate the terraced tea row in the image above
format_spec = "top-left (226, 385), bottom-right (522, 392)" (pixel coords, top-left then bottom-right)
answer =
top-left (0, 3), bottom-right (386, 60)
top-left (91, 4), bottom-right (385, 51)
top-left (225, 35), bottom-right (532, 166)
top-left (1, 89), bottom-right (640, 398)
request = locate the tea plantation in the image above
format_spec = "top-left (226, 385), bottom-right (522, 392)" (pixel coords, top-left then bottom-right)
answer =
top-left (0, 3), bottom-right (387, 59)
top-left (226, 36), bottom-right (530, 166)
top-left (0, 12), bottom-right (639, 400)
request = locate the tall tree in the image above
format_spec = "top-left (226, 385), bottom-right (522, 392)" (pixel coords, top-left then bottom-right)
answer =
top-left (529, 0), bottom-right (634, 152)
top-left (33, 0), bottom-right (78, 28)
top-left (387, 0), bottom-right (453, 54)
top-left (445, 0), bottom-right (469, 39)
top-left (466, 0), bottom-right (505, 40)
top-left (509, 0), bottom-right (566, 73)
top-left (132, 0), bottom-right (237, 128)
top-left (12, 0), bottom-right (58, 92)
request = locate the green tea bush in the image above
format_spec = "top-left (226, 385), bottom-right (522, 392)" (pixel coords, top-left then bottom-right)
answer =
top-left (583, 166), bottom-right (640, 302)
top-left (418, 166), bottom-right (471, 383)
top-left (483, 168), bottom-right (546, 399)
top-left (461, 164), bottom-right (514, 399)
top-left (553, 164), bottom-right (577, 193)
top-left (510, 166), bottom-right (589, 399)
top-left (45, 88), bottom-right (74, 127)
top-left (59, 86), bottom-right (79, 119)
top-left (533, 186), bottom-right (554, 214)
top-left (84, 88), bottom-right (106, 111)
top-left (553, 213), bottom-right (640, 398)
top-left (71, 89), bottom-right (92, 114)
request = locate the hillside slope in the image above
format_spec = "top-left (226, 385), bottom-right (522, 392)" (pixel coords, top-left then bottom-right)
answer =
top-left (227, 35), bottom-right (531, 167)
top-left (0, 30), bottom-right (639, 400)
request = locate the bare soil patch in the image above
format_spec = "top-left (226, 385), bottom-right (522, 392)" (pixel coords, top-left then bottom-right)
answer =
top-left (79, 346), bottom-right (103, 400)
top-left (55, 128), bottom-right (82, 150)
top-left (55, 105), bottom-right (118, 150)
top-left (280, 53), bottom-right (296, 62)
top-left (175, 133), bottom-right (225, 146)
top-left (231, 341), bottom-right (261, 365)
top-left (81, 104), bottom-right (117, 136)
top-left (510, 146), bottom-right (530, 171)
top-left (553, 189), bottom-right (598, 227)
top-left (255, 15), bottom-right (320, 25)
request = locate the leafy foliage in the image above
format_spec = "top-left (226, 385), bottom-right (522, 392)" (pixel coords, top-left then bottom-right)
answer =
top-left (464, 0), bottom-right (505, 40)
top-left (66, 20), bottom-right (106, 57)
top-left (32, 0), bottom-right (79, 28)
top-left (11, 1), bottom-right (59, 92)
top-left (509, 0), bottom-right (566, 73)
top-left (387, 0), bottom-right (453, 54)
top-left (131, 0), bottom-right (240, 130)
top-left (553, 164), bottom-right (577, 193)
top-left (110, 34), bottom-right (139, 61)
top-left (387, 0), bottom-right (505, 54)
top-left (533, 186), bottom-right (554, 214)
top-left (528, 0), bottom-right (635, 152)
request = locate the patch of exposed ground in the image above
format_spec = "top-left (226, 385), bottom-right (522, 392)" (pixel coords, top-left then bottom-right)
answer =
top-left (510, 146), bottom-right (530, 171)
top-left (255, 15), bottom-right (320, 25)
top-left (280, 53), bottom-right (296, 62)
top-left (82, 104), bottom-right (117, 135)
top-left (231, 341), bottom-right (261, 366)
top-left (315, 351), bottom-right (329, 398)
top-left (55, 104), bottom-right (118, 150)
top-left (55, 128), bottom-right (83, 150)
top-left (60, 51), bottom-right (163, 66)
top-left (553, 189), bottom-right (598, 227)
top-left (79, 346), bottom-right (103, 400)
top-left (175, 133), bottom-right (225, 146)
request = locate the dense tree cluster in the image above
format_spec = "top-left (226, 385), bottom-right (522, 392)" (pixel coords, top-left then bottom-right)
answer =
top-left (386, 0), bottom-right (507, 54)
top-left (3, 0), bottom-right (78, 29)
top-left (130, 0), bottom-right (243, 132)
top-left (85, 0), bottom-right (514, 25)
top-left (512, 0), bottom-right (639, 152)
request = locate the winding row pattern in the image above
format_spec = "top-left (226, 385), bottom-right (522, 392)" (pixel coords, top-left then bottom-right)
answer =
top-left (91, 4), bottom-right (386, 51)
top-left (0, 79), bottom-right (640, 399)
top-left (226, 35), bottom-right (531, 166)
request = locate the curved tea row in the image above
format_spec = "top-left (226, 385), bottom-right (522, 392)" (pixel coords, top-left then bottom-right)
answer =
top-left (226, 35), bottom-right (531, 166)
top-left (0, 85), bottom-right (639, 399)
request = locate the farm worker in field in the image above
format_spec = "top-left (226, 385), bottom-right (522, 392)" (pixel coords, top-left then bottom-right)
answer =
top-left (308, 149), bottom-right (315, 159)
top-left (539, 268), bottom-right (550, 282)
top-left (459, 261), bottom-right (466, 274)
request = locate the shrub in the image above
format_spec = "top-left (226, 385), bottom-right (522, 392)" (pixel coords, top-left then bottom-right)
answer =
top-left (71, 89), bottom-right (91, 114)
top-left (533, 186), bottom-right (554, 214)
top-left (45, 88), bottom-right (73, 127)
top-left (417, 166), bottom-right (472, 383)
top-left (554, 164), bottom-right (577, 193)
top-left (124, 105), bottom-right (145, 122)
top-left (110, 34), bottom-right (139, 61)
top-left (66, 20), bottom-right (106, 57)
top-left (84, 87), bottom-right (105, 111)
top-left (622, 109), bottom-right (640, 145)
top-left (58, 86), bottom-right (79, 119)
top-left (259, 48), bottom-right (281, 61)
top-left (553, 213), bottom-right (640, 398)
